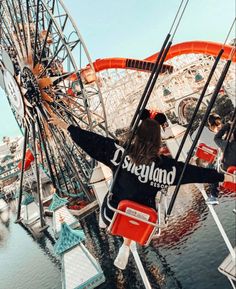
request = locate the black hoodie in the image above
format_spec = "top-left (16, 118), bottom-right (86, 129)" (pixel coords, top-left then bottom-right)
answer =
top-left (68, 125), bottom-right (224, 209)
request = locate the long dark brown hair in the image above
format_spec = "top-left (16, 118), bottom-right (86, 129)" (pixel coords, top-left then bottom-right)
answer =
top-left (128, 118), bottom-right (161, 165)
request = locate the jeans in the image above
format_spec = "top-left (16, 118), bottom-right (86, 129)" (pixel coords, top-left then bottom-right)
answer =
top-left (207, 163), bottom-right (219, 198)
top-left (209, 182), bottom-right (219, 198)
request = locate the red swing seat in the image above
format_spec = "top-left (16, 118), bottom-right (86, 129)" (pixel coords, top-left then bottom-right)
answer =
top-left (195, 143), bottom-right (218, 164)
top-left (108, 200), bottom-right (158, 246)
top-left (222, 166), bottom-right (236, 192)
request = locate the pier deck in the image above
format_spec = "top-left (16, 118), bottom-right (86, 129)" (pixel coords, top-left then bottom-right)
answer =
top-left (63, 243), bottom-right (105, 289)
top-left (218, 248), bottom-right (236, 282)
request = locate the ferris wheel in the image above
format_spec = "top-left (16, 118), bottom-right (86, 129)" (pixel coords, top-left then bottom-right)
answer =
top-left (0, 0), bottom-right (109, 206)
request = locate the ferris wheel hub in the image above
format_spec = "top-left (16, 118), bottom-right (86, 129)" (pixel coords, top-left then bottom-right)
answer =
top-left (21, 67), bottom-right (40, 105)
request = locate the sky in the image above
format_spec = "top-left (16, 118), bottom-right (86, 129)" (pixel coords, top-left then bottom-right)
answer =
top-left (0, 0), bottom-right (235, 140)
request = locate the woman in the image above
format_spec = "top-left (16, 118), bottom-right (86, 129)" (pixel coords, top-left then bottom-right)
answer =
top-left (191, 113), bottom-right (222, 150)
top-left (49, 113), bottom-right (233, 270)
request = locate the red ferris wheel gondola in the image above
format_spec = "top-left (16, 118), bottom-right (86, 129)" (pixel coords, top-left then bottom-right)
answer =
top-left (17, 149), bottom-right (34, 171)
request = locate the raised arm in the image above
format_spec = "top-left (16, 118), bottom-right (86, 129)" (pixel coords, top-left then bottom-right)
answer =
top-left (48, 116), bottom-right (117, 168)
top-left (67, 125), bottom-right (116, 168)
top-left (167, 156), bottom-right (232, 185)
top-left (174, 161), bottom-right (224, 185)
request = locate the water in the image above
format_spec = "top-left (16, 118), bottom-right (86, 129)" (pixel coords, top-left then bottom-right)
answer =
top-left (0, 211), bottom-right (61, 289)
top-left (0, 193), bottom-right (235, 289)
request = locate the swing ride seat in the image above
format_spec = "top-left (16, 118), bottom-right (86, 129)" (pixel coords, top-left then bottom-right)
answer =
top-left (195, 143), bottom-right (218, 164)
top-left (222, 166), bottom-right (236, 192)
top-left (107, 199), bottom-right (158, 246)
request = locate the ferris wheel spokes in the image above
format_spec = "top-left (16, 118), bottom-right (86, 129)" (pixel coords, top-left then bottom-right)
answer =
top-left (0, 0), bottom-right (109, 216)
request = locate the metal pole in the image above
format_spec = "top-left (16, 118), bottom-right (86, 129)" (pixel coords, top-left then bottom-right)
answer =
top-left (33, 0), bottom-right (41, 67)
top-left (40, 107), bottom-right (74, 196)
top-left (48, 134), bottom-right (73, 195)
top-left (46, 103), bottom-right (93, 182)
top-left (40, 102), bottom-right (91, 199)
top-left (166, 59), bottom-right (232, 218)
top-left (130, 33), bottom-right (171, 128)
top-left (44, 135), bottom-right (62, 194)
top-left (32, 119), bottom-right (45, 228)
top-left (110, 40), bottom-right (173, 195)
top-left (16, 127), bottom-right (28, 222)
top-left (35, 113), bottom-right (57, 189)
top-left (40, 103), bottom-right (90, 179)
top-left (130, 242), bottom-right (152, 289)
top-left (38, 0), bottom-right (56, 64)
top-left (51, 127), bottom-right (92, 200)
top-left (175, 49), bottom-right (224, 161)
top-left (196, 184), bottom-right (235, 258)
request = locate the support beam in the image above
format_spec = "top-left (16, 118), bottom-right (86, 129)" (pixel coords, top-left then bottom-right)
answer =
top-left (16, 127), bottom-right (28, 222)
top-left (32, 119), bottom-right (45, 228)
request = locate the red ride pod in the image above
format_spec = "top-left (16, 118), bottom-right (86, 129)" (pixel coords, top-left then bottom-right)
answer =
top-left (195, 143), bottom-right (218, 164)
top-left (110, 200), bottom-right (158, 246)
top-left (18, 149), bottom-right (34, 171)
top-left (223, 166), bottom-right (236, 192)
